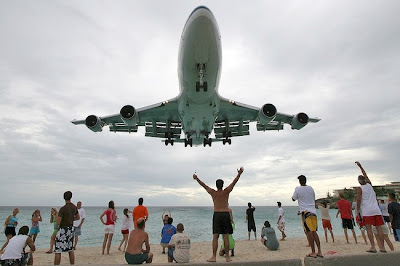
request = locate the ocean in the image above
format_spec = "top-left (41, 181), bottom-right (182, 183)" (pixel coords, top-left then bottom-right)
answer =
top-left (1, 206), bottom-right (349, 249)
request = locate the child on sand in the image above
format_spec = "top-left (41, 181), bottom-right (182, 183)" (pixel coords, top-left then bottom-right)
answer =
top-left (118, 208), bottom-right (132, 252)
top-left (46, 208), bottom-right (58, 253)
top-left (160, 217), bottom-right (176, 254)
top-left (30, 210), bottom-right (42, 243)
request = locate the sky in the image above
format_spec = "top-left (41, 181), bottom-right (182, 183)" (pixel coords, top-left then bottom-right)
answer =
top-left (1, 0), bottom-right (399, 207)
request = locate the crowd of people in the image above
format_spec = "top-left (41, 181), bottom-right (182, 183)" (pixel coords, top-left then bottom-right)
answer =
top-left (1, 163), bottom-right (400, 265)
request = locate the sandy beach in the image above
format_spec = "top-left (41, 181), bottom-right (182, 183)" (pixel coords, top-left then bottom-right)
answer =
top-left (31, 235), bottom-right (400, 264)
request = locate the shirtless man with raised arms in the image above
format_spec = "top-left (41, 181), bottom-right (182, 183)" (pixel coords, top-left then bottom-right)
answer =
top-left (193, 167), bottom-right (244, 262)
top-left (125, 218), bottom-right (153, 264)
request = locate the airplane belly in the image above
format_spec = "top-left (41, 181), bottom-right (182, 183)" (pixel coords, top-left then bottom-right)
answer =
top-left (178, 11), bottom-right (222, 105)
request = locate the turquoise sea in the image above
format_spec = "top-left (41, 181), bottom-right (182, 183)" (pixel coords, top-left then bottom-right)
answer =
top-left (1, 206), bottom-right (350, 249)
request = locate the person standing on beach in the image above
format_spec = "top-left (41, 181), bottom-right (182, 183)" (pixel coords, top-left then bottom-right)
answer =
top-left (1, 208), bottom-right (19, 252)
top-left (119, 208), bottom-right (132, 252)
top-left (336, 192), bottom-right (358, 244)
top-left (276, 202), bottom-right (286, 241)
top-left (160, 217), bottom-right (176, 254)
top-left (388, 193), bottom-right (400, 242)
top-left (355, 161), bottom-right (386, 253)
top-left (292, 175), bottom-right (323, 258)
top-left (30, 209), bottom-right (42, 243)
top-left (133, 198), bottom-right (149, 229)
top-left (317, 202), bottom-right (335, 243)
top-left (193, 167), bottom-right (244, 262)
top-left (73, 201), bottom-right (86, 250)
top-left (54, 191), bottom-right (80, 265)
top-left (246, 202), bottom-right (257, 240)
top-left (46, 207), bottom-right (58, 253)
top-left (100, 200), bottom-right (117, 255)
top-left (125, 218), bottom-right (153, 264)
top-left (379, 200), bottom-right (392, 234)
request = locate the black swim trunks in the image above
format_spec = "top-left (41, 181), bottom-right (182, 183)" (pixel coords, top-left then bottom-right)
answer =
top-left (213, 212), bottom-right (233, 234)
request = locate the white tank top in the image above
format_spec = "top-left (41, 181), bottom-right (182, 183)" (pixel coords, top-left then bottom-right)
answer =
top-left (0, 235), bottom-right (28, 260)
top-left (360, 183), bottom-right (381, 216)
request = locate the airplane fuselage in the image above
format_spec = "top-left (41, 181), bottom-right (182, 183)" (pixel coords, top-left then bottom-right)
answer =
top-left (177, 6), bottom-right (222, 145)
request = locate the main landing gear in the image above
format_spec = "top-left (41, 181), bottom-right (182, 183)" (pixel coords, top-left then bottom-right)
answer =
top-left (184, 138), bottom-right (193, 147)
top-left (203, 138), bottom-right (212, 147)
top-left (222, 131), bottom-right (232, 145)
top-left (164, 132), bottom-right (174, 146)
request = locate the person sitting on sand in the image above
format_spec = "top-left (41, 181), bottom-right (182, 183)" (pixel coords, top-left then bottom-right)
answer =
top-left (125, 218), bottom-right (153, 264)
top-left (261, 221), bottom-right (279, 251)
top-left (193, 167), bottom-right (244, 262)
top-left (0, 226), bottom-right (35, 266)
top-left (168, 223), bottom-right (190, 263)
top-left (160, 217), bottom-right (176, 254)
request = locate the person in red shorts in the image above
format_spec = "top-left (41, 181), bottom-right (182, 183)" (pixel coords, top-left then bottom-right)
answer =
top-left (355, 161), bottom-right (386, 253)
top-left (336, 192), bottom-right (357, 244)
top-left (317, 201), bottom-right (334, 242)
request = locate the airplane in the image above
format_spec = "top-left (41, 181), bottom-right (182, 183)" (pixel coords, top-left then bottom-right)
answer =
top-left (71, 6), bottom-right (320, 147)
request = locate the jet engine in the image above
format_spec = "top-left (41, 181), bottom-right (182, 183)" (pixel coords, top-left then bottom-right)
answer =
top-left (291, 112), bottom-right (309, 130)
top-left (85, 115), bottom-right (103, 132)
top-left (258, 103), bottom-right (277, 125)
top-left (120, 105), bottom-right (138, 126)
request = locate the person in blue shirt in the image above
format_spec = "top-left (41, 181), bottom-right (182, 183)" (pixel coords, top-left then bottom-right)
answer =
top-left (160, 217), bottom-right (176, 254)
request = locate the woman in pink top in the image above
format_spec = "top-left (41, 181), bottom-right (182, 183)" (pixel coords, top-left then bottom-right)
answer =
top-left (100, 200), bottom-right (117, 255)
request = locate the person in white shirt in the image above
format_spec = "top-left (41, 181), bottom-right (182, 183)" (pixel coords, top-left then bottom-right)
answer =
top-left (119, 208), bottom-right (132, 252)
top-left (0, 226), bottom-right (35, 265)
top-left (276, 202), bottom-right (286, 241)
top-left (292, 175), bottom-right (323, 258)
top-left (168, 223), bottom-right (190, 263)
top-left (355, 161), bottom-right (386, 253)
top-left (73, 201), bottom-right (86, 250)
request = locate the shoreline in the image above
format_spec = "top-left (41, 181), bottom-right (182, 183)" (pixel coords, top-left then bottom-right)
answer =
top-left (31, 236), bottom-right (400, 265)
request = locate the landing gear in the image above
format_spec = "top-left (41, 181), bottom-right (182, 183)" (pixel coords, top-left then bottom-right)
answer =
top-left (222, 138), bottom-right (231, 145)
top-left (203, 138), bottom-right (212, 147)
top-left (184, 138), bottom-right (193, 147)
top-left (196, 81), bottom-right (208, 92)
top-left (164, 132), bottom-right (174, 146)
top-left (164, 139), bottom-right (174, 146)
top-left (222, 131), bottom-right (232, 145)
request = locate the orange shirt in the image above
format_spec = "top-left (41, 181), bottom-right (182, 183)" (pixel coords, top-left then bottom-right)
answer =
top-left (132, 205), bottom-right (149, 228)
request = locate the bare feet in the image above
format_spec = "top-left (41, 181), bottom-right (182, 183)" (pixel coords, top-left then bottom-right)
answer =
top-left (207, 257), bottom-right (216, 262)
top-left (45, 250), bottom-right (52, 254)
top-left (225, 257), bottom-right (232, 262)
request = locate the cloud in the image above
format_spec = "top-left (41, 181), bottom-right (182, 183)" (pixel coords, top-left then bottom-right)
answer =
top-left (1, 1), bottom-right (399, 207)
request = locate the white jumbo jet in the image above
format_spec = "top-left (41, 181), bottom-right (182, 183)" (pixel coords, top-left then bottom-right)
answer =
top-left (71, 6), bottom-right (320, 147)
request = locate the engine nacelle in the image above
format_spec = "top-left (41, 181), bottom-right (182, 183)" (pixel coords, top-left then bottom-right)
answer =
top-left (120, 105), bottom-right (138, 126)
top-left (85, 115), bottom-right (103, 132)
top-left (291, 112), bottom-right (309, 130)
top-left (258, 103), bottom-right (277, 125)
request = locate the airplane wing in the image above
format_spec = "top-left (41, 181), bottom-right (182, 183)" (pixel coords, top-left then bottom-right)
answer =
top-left (214, 96), bottom-right (320, 140)
top-left (71, 97), bottom-right (182, 139)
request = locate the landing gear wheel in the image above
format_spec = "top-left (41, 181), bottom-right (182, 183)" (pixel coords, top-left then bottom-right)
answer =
top-left (227, 139), bottom-right (231, 145)
top-left (165, 139), bottom-right (169, 146)
top-left (203, 82), bottom-right (208, 92)
top-left (170, 139), bottom-right (174, 146)
top-left (196, 82), bottom-right (200, 92)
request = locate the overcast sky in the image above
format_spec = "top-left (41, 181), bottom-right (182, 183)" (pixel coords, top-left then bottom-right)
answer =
top-left (1, 0), bottom-right (399, 207)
